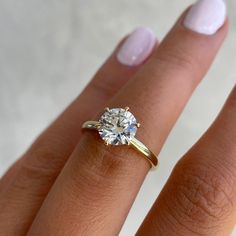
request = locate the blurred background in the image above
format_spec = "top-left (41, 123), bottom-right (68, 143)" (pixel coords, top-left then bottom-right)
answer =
top-left (0, 0), bottom-right (235, 235)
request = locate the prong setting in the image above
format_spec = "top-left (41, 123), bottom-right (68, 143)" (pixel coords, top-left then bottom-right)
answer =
top-left (105, 107), bottom-right (110, 112)
top-left (137, 123), bottom-right (141, 128)
top-left (98, 108), bottom-right (137, 145)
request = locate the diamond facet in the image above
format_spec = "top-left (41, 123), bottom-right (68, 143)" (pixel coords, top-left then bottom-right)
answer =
top-left (98, 108), bottom-right (138, 145)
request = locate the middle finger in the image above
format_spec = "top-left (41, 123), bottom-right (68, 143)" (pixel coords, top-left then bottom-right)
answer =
top-left (28, 3), bottom-right (228, 235)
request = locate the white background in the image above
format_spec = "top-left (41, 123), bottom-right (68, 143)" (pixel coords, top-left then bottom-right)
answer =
top-left (0, 0), bottom-right (235, 235)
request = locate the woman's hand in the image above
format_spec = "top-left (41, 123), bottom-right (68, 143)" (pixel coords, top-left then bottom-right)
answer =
top-left (1, 0), bottom-right (235, 235)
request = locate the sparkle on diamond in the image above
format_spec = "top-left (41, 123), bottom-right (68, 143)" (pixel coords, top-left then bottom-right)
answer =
top-left (98, 108), bottom-right (137, 145)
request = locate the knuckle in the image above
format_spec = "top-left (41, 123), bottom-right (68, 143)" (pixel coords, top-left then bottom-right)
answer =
top-left (90, 78), bottom-right (117, 100)
top-left (79, 133), bottom-right (136, 177)
top-left (69, 133), bottom-right (139, 193)
top-left (28, 141), bottom-right (69, 173)
top-left (12, 162), bottom-right (52, 194)
top-left (153, 46), bottom-right (198, 73)
top-left (173, 158), bottom-right (235, 231)
top-left (13, 146), bottom-right (66, 191)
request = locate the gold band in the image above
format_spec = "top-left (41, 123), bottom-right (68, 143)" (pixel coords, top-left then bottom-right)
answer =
top-left (82, 121), bottom-right (158, 168)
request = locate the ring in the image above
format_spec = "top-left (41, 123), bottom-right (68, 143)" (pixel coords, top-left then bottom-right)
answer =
top-left (82, 107), bottom-right (158, 168)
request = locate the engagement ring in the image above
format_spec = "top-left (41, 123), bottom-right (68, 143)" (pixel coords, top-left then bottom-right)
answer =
top-left (82, 107), bottom-right (158, 168)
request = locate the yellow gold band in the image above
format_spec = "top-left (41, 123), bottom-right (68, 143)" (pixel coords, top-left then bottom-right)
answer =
top-left (82, 121), bottom-right (158, 168)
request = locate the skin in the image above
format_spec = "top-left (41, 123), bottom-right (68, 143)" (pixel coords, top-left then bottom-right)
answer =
top-left (0, 8), bottom-right (235, 236)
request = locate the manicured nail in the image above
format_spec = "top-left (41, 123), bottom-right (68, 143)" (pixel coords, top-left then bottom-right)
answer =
top-left (184, 0), bottom-right (226, 35)
top-left (117, 27), bottom-right (156, 66)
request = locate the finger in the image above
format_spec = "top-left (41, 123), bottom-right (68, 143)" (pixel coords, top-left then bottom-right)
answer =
top-left (0, 27), bottom-right (157, 236)
top-left (28, 2), bottom-right (228, 235)
top-left (138, 85), bottom-right (236, 236)
top-left (0, 158), bottom-right (24, 195)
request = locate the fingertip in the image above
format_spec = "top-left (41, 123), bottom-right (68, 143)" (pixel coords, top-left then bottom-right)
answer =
top-left (116, 27), bottom-right (157, 66)
top-left (183, 0), bottom-right (227, 36)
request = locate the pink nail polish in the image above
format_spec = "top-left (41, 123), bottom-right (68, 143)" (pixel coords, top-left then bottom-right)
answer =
top-left (184, 0), bottom-right (226, 35)
top-left (117, 27), bottom-right (156, 66)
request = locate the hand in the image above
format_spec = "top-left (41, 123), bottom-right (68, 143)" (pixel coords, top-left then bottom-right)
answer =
top-left (0, 0), bottom-right (234, 235)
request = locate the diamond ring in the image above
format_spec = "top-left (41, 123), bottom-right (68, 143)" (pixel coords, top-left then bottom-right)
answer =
top-left (82, 107), bottom-right (158, 168)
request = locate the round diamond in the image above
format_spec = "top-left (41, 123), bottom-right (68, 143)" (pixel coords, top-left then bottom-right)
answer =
top-left (98, 108), bottom-right (138, 145)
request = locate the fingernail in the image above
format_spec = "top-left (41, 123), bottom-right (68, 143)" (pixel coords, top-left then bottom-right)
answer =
top-left (117, 27), bottom-right (156, 66)
top-left (184, 0), bottom-right (226, 35)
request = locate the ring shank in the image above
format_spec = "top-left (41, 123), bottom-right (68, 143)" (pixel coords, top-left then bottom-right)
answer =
top-left (82, 121), bottom-right (101, 130)
top-left (130, 138), bottom-right (158, 167)
top-left (82, 121), bottom-right (158, 168)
